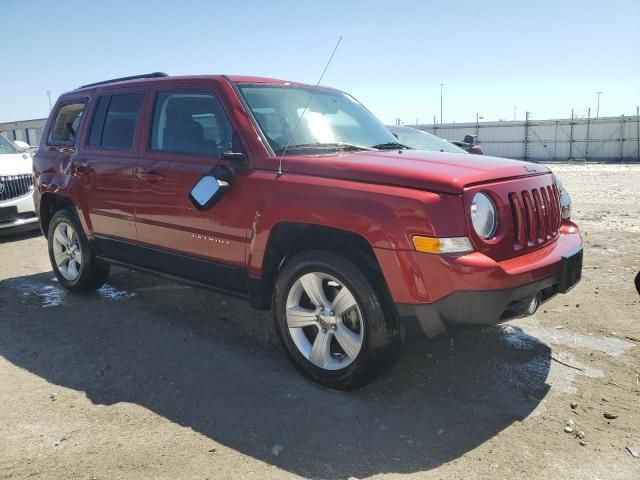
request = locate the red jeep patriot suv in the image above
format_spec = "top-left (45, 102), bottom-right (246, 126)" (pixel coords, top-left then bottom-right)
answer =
top-left (33, 72), bottom-right (582, 389)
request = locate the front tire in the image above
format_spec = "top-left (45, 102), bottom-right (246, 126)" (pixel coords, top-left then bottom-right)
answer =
top-left (273, 250), bottom-right (401, 390)
top-left (47, 208), bottom-right (110, 291)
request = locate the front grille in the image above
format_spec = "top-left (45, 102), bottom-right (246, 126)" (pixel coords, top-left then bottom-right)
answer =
top-left (509, 184), bottom-right (561, 250)
top-left (0, 174), bottom-right (34, 201)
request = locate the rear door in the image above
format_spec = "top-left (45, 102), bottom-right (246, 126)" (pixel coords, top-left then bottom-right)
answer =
top-left (133, 83), bottom-right (251, 291)
top-left (77, 88), bottom-right (147, 241)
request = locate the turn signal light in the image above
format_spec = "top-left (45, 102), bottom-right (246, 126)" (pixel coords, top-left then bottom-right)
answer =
top-left (412, 236), bottom-right (474, 254)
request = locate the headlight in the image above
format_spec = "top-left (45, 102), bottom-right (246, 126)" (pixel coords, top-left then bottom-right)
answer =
top-left (554, 175), bottom-right (572, 220)
top-left (471, 192), bottom-right (498, 239)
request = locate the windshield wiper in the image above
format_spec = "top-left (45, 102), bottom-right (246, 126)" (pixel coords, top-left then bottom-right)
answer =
top-left (275, 142), bottom-right (375, 154)
top-left (371, 142), bottom-right (410, 150)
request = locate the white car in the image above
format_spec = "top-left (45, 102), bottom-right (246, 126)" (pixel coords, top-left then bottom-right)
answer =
top-left (0, 134), bottom-right (39, 234)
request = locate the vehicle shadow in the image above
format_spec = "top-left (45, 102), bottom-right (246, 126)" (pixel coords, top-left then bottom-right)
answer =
top-left (0, 268), bottom-right (551, 479)
top-left (0, 228), bottom-right (41, 243)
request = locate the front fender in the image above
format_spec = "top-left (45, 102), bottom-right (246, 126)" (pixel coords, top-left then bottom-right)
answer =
top-left (246, 171), bottom-right (466, 277)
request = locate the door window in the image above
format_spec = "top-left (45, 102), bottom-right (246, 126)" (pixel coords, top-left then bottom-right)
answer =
top-left (150, 91), bottom-right (236, 157)
top-left (88, 93), bottom-right (144, 149)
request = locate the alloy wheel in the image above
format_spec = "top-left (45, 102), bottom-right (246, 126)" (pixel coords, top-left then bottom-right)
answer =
top-left (51, 222), bottom-right (83, 281)
top-left (285, 272), bottom-right (364, 370)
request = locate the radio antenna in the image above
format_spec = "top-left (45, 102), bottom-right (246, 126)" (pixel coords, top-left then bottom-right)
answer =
top-left (277, 35), bottom-right (343, 176)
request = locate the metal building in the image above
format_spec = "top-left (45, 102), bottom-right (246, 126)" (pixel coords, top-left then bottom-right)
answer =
top-left (0, 118), bottom-right (47, 146)
top-left (423, 113), bottom-right (640, 162)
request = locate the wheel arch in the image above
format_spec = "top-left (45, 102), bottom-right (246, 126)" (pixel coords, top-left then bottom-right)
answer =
top-left (39, 193), bottom-right (76, 238)
top-left (249, 222), bottom-right (393, 313)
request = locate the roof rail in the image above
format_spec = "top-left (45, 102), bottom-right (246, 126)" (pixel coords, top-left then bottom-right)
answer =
top-left (78, 72), bottom-right (169, 89)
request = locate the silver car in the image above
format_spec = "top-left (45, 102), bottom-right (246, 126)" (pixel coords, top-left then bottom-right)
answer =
top-left (386, 125), bottom-right (467, 153)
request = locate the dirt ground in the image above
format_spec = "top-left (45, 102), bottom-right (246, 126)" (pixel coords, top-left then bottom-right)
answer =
top-left (0, 163), bottom-right (638, 480)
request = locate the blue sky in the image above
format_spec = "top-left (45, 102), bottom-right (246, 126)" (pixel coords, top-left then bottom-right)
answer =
top-left (1, 0), bottom-right (638, 124)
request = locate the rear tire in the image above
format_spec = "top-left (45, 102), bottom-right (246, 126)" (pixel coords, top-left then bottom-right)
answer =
top-left (47, 208), bottom-right (110, 291)
top-left (273, 250), bottom-right (401, 390)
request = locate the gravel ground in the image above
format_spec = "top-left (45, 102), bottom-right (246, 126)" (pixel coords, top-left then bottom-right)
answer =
top-left (0, 163), bottom-right (638, 479)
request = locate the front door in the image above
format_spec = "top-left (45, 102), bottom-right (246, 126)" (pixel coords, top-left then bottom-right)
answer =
top-left (133, 86), bottom-right (250, 292)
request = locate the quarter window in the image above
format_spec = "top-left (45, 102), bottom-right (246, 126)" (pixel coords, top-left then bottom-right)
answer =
top-left (88, 93), bottom-right (144, 149)
top-left (150, 91), bottom-right (234, 157)
top-left (48, 101), bottom-right (86, 146)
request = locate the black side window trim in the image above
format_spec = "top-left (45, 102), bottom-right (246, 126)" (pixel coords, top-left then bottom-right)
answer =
top-left (46, 98), bottom-right (88, 147)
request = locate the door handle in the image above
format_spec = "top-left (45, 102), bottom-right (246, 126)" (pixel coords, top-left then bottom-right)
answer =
top-left (137, 170), bottom-right (164, 182)
top-left (50, 146), bottom-right (76, 154)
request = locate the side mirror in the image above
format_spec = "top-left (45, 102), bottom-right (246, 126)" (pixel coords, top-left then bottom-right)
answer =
top-left (13, 140), bottom-right (30, 152)
top-left (189, 165), bottom-right (233, 211)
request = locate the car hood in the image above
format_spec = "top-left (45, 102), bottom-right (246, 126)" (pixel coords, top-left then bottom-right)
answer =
top-left (282, 150), bottom-right (550, 194)
top-left (0, 153), bottom-right (33, 176)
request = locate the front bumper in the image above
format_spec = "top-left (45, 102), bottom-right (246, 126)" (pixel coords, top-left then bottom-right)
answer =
top-left (0, 193), bottom-right (39, 234)
top-left (380, 224), bottom-right (583, 337)
top-left (397, 272), bottom-right (567, 337)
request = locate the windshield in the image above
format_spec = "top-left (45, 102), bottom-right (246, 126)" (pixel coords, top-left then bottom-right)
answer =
top-left (387, 126), bottom-right (466, 154)
top-left (238, 84), bottom-right (401, 154)
top-left (0, 134), bottom-right (19, 154)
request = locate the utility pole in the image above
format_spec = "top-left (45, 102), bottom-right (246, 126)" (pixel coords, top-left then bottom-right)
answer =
top-left (595, 91), bottom-right (603, 118)
top-left (46, 90), bottom-right (52, 110)
top-left (513, 106), bottom-right (516, 121)
top-left (440, 83), bottom-right (444, 125)
top-left (569, 108), bottom-right (575, 160)
top-left (636, 105), bottom-right (639, 161)
top-left (585, 107), bottom-right (591, 160)
top-left (636, 105), bottom-right (640, 160)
